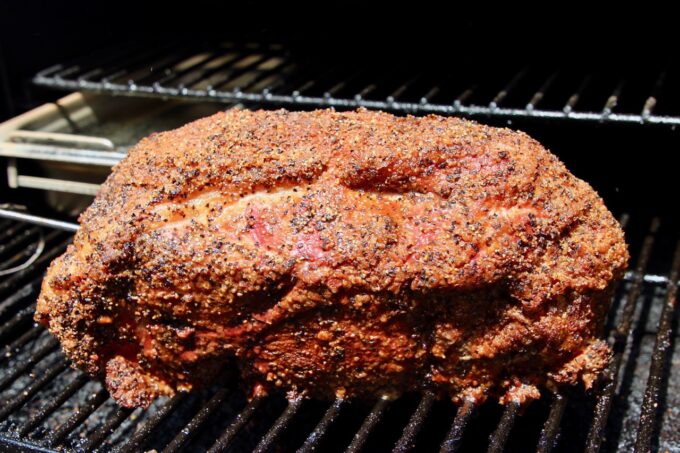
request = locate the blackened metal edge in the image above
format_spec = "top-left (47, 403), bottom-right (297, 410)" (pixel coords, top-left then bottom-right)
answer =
top-left (634, 240), bottom-right (680, 452)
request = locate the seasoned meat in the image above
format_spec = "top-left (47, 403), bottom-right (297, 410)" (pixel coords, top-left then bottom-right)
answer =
top-left (35, 108), bottom-right (629, 408)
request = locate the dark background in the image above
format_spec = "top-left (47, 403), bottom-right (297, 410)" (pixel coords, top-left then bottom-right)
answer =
top-left (0, 2), bottom-right (677, 220)
top-left (1, 2), bottom-right (677, 120)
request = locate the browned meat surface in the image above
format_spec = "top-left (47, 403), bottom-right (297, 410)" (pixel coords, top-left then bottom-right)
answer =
top-left (35, 108), bottom-right (629, 408)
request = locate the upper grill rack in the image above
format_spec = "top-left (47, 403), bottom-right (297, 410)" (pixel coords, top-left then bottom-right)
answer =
top-left (32, 43), bottom-right (680, 128)
top-left (0, 210), bottom-right (679, 452)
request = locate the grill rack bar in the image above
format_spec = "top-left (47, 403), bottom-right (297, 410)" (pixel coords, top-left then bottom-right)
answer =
top-left (393, 391), bottom-right (436, 453)
top-left (162, 387), bottom-right (231, 453)
top-left (0, 304), bottom-right (39, 343)
top-left (207, 396), bottom-right (263, 453)
top-left (297, 397), bottom-right (345, 453)
top-left (0, 275), bottom-right (42, 319)
top-left (0, 223), bottom-right (28, 245)
top-left (82, 406), bottom-right (134, 452)
top-left (44, 387), bottom-right (109, 447)
top-left (634, 239), bottom-right (680, 452)
top-left (0, 326), bottom-right (43, 365)
top-left (17, 373), bottom-right (89, 437)
top-left (536, 393), bottom-right (568, 453)
top-left (526, 72), bottom-right (559, 110)
top-left (0, 360), bottom-right (69, 423)
top-left (487, 402), bottom-right (520, 453)
top-left (642, 68), bottom-right (668, 118)
top-left (160, 50), bottom-right (243, 90)
top-left (345, 396), bottom-right (392, 453)
top-left (512, 213), bottom-right (631, 453)
top-left (439, 398), bottom-right (476, 453)
top-left (30, 44), bottom-right (680, 128)
top-left (253, 395), bottom-right (305, 453)
top-left (0, 436), bottom-right (58, 453)
top-left (0, 227), bottom-right (40, 260)
top-left (115, 393), bottom-right (187, 453)
top-left (0, 337), bottom-right (58, 391)
top-left (585, 218), bottom-right (659, 453)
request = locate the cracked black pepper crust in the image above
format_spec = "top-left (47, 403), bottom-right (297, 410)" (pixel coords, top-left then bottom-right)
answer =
top-left (35, 108), bottom-right (628, 408)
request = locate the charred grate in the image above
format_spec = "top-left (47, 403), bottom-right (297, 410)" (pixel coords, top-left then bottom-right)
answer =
top-left (32, 43), bottom-right (680, 128)
top-left (0, 211), bottom-right (678, 452)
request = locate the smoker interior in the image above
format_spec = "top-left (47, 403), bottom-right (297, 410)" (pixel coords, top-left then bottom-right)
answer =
top-left (1, 20), bottom-right (680, 452)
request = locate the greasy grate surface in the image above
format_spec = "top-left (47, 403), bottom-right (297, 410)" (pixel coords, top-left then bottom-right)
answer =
top-left (0, 213), bottom-right (678, 453)
top-left (32, 42), bottom-right (680, 128)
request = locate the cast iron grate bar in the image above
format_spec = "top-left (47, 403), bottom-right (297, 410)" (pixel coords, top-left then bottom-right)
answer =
top-left (0, 436), bottom-right (58, 453)
top-left (0, 304), bottom-right (39, 344)
top-left (31, 44), bottom-right (680, 127)
top-left (602, 80), bottom-right (625, 117)
top-left (490, 67), bottom-right (529, 109)
top-left (634, 239), bottom-right (680, 452)
top-left (536, 393), bottom-right (568, 453)
top-left (526, 72), bottom-right (559, 110)
top-left (154, 50), bottom-right (238, 89)
top-left (563, 76), bottom-right (591, 113)
top-left (392, 391), bottom-right (436, 453)
top-left (642, 69), bottom-right (668, 119)
top-left (289, 66), bottom-right (342, 98)
top-left (439, 399), bottom-right (476, 452)
top-left (0, 235), bottom-right (70, 300)
top-left (0, 337), bottom-right (58, 391)
top-left (234, 60), bottom-right (293, 94)
top-left (0, 278), bottom-right (42, 323)
top-left (487, 402), bottom-right (520, 453)
top-left (126, 48), bottom-right (204, 87)
top-left (297, 397), bottom-right (345, 453)
top-left (0, 222), bottom-right (28, 245)
top-left (81, 406), bottom-right (134, 452)
top-left (17, 373), bottom-right (89, 437)
top-left (202, 54), bottom-right (272, 92)
top-left (72, 41), bottom-right (171, 83)
top-left (0, 301), bottom-right (36, 330)
top-left (0, 326), bottom-right (43, 365)
top-left (0, 227), bottom-right (40, 260)
top-left (585, 218), bottom-right (660, 453)
top-left (345, 396), bottom-right (392, 453)
top-left (0, 360), bottom-right (69, 423)
top-left (166, 52), bottom-right (245, 91)
top-left (115, 393), bottom-right (187, 453)
top-left (207, 396), bottom-right (264, 453)
top-left (44, 388), bottom-right (109, 447)
top-left (95, 40), bottom-right (190, 84)
top-left (253, 395), bottom-right (305, 453)
top-left (162, 387), bottom-right (231, 453)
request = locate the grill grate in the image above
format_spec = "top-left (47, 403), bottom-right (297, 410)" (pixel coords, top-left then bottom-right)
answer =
top-left (0, 212), bottom-right (678, 452)
top-left (585, 219), bottom-right (659, 452)
top-left (31, 43), bottom-right (680, 128)
top-left (439, 398), bottom-right (476, 452)
top-left (298, 397), bottom-right (345, 453)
